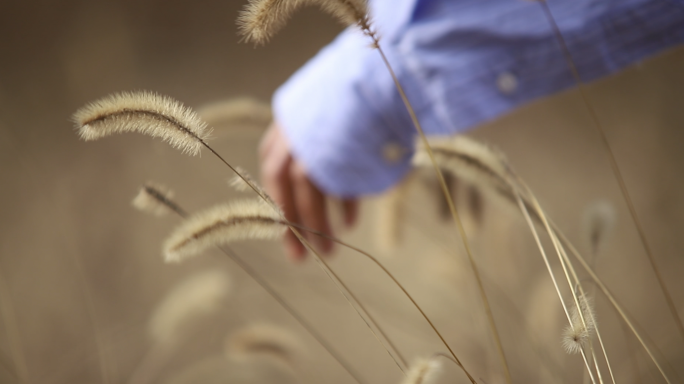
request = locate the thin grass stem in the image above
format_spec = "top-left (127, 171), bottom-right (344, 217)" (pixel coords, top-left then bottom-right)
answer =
top-left (160, 203), bottom-right (368, 384)
top-left (513, 183), bottom-right (672, 382)
top-left (580, 348), bottom-right (598, 384)
top-left (372, 41), bottom-right (511, 384)
top-left (498, 175), bottom-right (668, 382)
top-left (404, 204), bottom-right (566, 381)
top-left (588, 340), bottom-right (604, 384)
top-left (189, 139), bottom-right (409, 373)
top-left (302, 246), bottom-right (409, 372)
top-left (565, 252), bottom-right (614, 384)
top-left (552, 226), bottom-right (673, 384)
top-left (152, 172), bottom-right (481, 382)
top-left (537, 0), bottom-right (683, 340)
top-left (285, 222), bottom-right (479, 384)
top-left (513, 179), bottom-right (614, 383)
top-left (510, 183), bottom-right (600, 380)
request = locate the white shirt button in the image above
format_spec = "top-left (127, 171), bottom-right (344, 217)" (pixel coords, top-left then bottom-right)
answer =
top-left (497, 72), bottom-right (518, 95)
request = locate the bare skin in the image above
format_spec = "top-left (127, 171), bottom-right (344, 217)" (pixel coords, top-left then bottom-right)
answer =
top-left (259, 122), bottom-right (358, 261)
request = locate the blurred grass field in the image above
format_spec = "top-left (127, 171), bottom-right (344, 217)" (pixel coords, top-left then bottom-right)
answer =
top-left (1, 1), bottom-right (683, 383)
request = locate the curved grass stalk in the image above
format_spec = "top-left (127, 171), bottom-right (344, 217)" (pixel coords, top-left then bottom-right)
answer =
top-left (152, 184), bottom-right (480, 382)
top-left (195, 139), bottom-right (410, 373)
top-left (515, 175), bottom-right (669, 383)
top-left (73, 94), bottom-right (409, 376)
top-left (159, 199), bottom-right (369, 384)
top-left (581, 297), bottom-right (605, 384)
top-left (302, 243), bottom-right (409, 372)
top-left (552, 225), bottom-right (673, 384)
top-left (411, 134), bottom-right (673, 383)
top-left (284, 222), bottom-right (479, 384)
top-left (215, 244), bottom-right (369, 383)
top-left (372, 41), bottom-right (511, 384)
top-left (404, 203), bottom-right (567, 382)
top-left (564, 253), bottom-right (612, 384)
top-left (513, 179), bottom-right (614, 384)
top-left (489, 173), bottom-right (672, 382)
top-left (511, 180), bottom-right (672, 383)
top-left (537, 0), bottom-right (683, 340)
top-left (582, 213), bottom-right (615, 384)
top-left (509, 183), bottom-right (596, 382)
top-left (239, 2), bottom-right (510, 377)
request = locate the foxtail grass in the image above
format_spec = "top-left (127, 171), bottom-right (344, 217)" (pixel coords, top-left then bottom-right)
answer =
top-left (412, 133), bottom-right (676, 381)
top-left (580, 202), bottom-right (617, 384)
top-left (73, 91), bottom-right (211, 156)
top-left (139, 175), bottom-right (482, 383)
top-left (561, 293), bottom-right (596, 355)
top-left (374, 44), bottom-right (511, 384)
top-left (72, 87), bottom-right (505, 383)
top-left (90, 91), bottom-right (419, 378)
top-left (401, 358), bottom-right (441, 384)
top-left (162, 199), bottom-right (286, 262)
top-left (227, 323), bottom-right (300, 368)
top-left (411, 135), bottom-right (684, 383)
top-left (73, 88), bottom-right (414, 375)
top-left (242, 2), bottom-right (512, 380)
top-left (537, 0), bottom-right (684, 342)
top-left (132, 182), bottom-right (182, 217)
top-left (238, 0), bottom-right (373, 45)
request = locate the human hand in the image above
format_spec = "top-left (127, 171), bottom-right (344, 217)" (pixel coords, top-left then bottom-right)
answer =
top-left (259, 122), bottom-right (358, 261)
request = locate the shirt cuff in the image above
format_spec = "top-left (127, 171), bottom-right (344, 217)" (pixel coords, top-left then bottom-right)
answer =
top-left (273, 28), bottom-right (442, 197)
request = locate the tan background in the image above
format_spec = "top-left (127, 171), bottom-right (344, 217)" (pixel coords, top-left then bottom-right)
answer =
top-left (0, 1), bottom-right (683, 383)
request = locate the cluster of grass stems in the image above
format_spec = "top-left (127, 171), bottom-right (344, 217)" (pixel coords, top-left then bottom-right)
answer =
top-left (0, 0), bottom-right (676, 383)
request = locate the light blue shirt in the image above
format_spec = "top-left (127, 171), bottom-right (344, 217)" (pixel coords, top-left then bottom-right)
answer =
top-left (274, 0), bottom-right (684, 197)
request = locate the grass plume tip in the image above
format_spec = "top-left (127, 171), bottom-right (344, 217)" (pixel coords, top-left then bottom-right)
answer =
top-left (163, 199), bottom-right (286, 262)
top-left (132, 182), bottom-right (178, 217)
top-left (412, 135), bottom-right (510, 194)
top-left (227, 323), bottom-right (301, 367)
top-left (562, 294), bottom-right (597, 354)
top-left (72, 91), bottom-right (211, 156)
top-left (238, 0), bottom-right (372, 45)
top-left (401, 358), bottom-right (441, 384)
